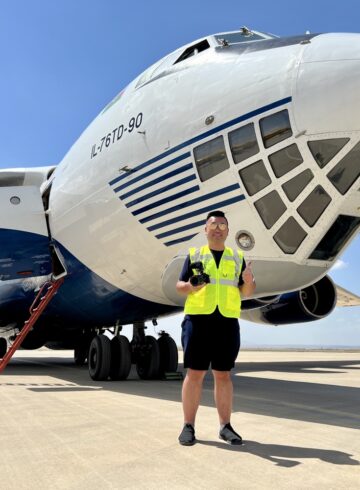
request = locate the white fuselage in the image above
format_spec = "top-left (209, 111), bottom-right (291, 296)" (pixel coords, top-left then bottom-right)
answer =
top-left (48, 32), bottom-right (360, 307)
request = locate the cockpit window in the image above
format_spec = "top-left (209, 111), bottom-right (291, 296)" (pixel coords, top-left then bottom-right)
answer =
top-left (101, 88), bottom-right (126, 114)
top-left (136, 59), bottom-right (164, 88)
top-left (174, 40), bottom-right (210, 64)
top-left (136, 39), bottom-right (210, 89)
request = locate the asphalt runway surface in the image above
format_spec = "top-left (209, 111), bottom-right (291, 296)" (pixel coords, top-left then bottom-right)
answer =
top-left (0, 350), bottom-right (359, 489)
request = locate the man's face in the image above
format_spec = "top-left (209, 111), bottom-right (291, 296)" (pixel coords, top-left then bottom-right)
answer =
top-left (205, 216), bottom-right (229, 243)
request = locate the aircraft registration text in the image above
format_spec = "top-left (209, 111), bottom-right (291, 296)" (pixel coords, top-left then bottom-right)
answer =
top-left (90, 112), bottom-right (143, 159)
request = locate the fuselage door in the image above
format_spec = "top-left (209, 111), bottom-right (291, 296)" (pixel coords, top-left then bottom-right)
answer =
top-left (0, 186), bottom-right (52, 280)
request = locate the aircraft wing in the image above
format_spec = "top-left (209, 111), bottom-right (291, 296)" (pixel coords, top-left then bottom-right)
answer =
top-left (336, 285), bottom-right (360, 306)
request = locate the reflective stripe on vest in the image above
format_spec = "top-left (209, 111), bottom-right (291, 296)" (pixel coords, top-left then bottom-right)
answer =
top-left (184, 245), bottom-right (243, 318)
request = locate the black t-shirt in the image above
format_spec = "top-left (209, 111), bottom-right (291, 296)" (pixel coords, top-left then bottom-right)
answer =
top-left (179, 249), bottom-right (245, 322)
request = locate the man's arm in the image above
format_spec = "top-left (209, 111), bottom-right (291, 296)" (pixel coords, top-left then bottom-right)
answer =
top-left (176, 280), bottom-right (206, 296)
top-left (176, 255), bottom-right (207, 296)
top-left (239, 261), bottom-right (256, 298)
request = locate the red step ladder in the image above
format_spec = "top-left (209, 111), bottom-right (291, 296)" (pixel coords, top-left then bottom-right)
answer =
top-left (0, 277), bottom-right (64, 373)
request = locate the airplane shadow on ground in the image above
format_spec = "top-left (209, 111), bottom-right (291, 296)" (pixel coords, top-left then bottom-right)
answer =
top-left (197, 439), bottom-right (360, 467)
top-left (2, 356), bottom-right (360, 432)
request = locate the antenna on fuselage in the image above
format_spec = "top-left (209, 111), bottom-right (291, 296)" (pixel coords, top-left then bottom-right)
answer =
top-left (240, 26), bottom-right (252, 36)
top-left (218, 38), bottom-right (229, 47)
top-left (119, 166), bottom-right (133, 174)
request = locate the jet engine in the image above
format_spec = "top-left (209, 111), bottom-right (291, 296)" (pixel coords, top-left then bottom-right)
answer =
top-left (242, 276), bottom-right (336, 325)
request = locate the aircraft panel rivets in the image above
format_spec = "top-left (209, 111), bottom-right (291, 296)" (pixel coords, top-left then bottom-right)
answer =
top-left (205, 115), bottom-right (215, 125)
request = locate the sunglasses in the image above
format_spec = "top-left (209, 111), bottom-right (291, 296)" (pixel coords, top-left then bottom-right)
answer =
top-left (208, 222), bottom-right (228, 231)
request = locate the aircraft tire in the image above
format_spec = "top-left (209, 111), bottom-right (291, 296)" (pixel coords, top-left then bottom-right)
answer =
top-left (110, 335), bottom-right (132, 380)
top-left (136, 335), bottom-right (160, 380)
top-left (0, 337), bottom-right (7, 358)
top-left (158, 335), bottom-right (178, 375)
top-left (88, 334), bottom-right (111, 380)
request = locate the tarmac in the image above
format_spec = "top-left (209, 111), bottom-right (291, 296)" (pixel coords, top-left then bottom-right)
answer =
top-left (0, 349), bottom-right (359, 490)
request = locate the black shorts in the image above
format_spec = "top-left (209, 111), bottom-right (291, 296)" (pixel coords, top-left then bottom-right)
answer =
top-left (181, 314), bottom-right (240, 371)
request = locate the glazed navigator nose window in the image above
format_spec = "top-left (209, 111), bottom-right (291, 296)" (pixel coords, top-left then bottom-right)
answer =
top-left (254, 190), bottom-right (286, 229)
top-left (297, 185), bottom-right (331, 227)
top-left (259, 110), bottom-right (292, 148)
top-left (268, 144), bottom-right (303, 178)
top-left (239, 160), bottom-right (271, 196)
top-left (193, 136), bottom-right (230, 182)
top-left (228, 123), bottom-right (259, 164)
top-left (309, 215), bottom-right (360, 260)
top-left (273, 217), bottom-right (307, 254)
top-left (327, 141), bottom-right (360, 195)
top-left (308, 138), bottom-right (349, 168)
top-left (282, 169), bottom-right (314, 202)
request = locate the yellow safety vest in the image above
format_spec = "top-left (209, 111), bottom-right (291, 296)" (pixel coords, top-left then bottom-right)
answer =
top-left (184, 245), bottom-right (243, 318)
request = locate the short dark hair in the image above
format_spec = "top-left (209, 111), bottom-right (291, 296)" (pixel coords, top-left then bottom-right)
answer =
top-left (206, 210), bottom-right (228, 224)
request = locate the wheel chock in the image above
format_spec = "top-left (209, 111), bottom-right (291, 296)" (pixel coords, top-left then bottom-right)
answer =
top-left (163, 371), bottom-right (183, 380)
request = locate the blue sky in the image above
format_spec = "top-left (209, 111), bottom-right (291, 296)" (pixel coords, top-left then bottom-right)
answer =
top-left (0, 0), bottom-right (359, 347)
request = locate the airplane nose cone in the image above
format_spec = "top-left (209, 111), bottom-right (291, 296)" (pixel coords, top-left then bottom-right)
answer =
top-left (293, 33), bottom-right (360, 134)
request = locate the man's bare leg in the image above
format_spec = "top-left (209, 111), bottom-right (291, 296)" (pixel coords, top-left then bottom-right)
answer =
top-left (212, 370), bottom-right (232, 424)
top-left (182, 368), bottom-right (207, 424)
top-left (213, 370), bottom-right (242, 444)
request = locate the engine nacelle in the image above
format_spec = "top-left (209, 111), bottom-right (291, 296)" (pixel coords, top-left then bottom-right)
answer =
top-left (242, 276), bottom-right (336, 325)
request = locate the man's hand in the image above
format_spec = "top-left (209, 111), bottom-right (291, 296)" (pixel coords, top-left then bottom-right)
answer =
top-left (176, 280), bottom-right (207, 296)
top-left (239, 261), bottom-right (256, 298)
top-left (242, 261), bottom-right (255, 285)
top-left (190, 281), bottom-right (207, 293)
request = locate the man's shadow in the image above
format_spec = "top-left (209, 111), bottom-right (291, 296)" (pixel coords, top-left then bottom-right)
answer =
top-left (197, 440), bottom-right (360, 468)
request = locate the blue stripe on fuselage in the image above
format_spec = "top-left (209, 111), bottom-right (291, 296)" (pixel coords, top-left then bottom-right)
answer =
top-left (108, 96), bottom-right (292, 187)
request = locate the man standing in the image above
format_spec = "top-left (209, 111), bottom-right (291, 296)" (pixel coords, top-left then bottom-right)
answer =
top-left (176, 210), bottom-right (256, 446)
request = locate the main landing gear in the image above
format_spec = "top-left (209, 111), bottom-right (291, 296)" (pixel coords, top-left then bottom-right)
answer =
top-left (80, 322), bottom-right (178, 382)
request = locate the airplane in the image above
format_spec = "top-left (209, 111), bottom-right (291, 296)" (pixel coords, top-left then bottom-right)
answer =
top-left (0, 27), bottom-right (359, 381)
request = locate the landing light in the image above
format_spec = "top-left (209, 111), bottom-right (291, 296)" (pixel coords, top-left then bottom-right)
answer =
top-left (236, 230), bottom-right (255, 251)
